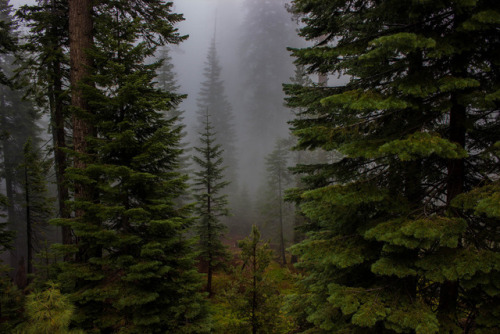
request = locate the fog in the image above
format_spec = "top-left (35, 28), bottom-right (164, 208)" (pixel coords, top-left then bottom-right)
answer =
top-left (6, 0), bottom-right (313, 244)
top-left (171, 0), bottom-right (301, 195)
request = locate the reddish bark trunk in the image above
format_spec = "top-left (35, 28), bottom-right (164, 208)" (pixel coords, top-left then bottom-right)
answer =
top-left (69, 0), bottom-right (93, 215)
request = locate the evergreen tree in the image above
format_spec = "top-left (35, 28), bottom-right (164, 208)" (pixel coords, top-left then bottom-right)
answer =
top-left (18, 282), bottom-right (83, 334)
top-left (156, 46), bottom-right (191, 186)
top-left (286, 0), bottom-right (500, 333)
top-left (212, 225), bottom-right (296, 334)
top-left (0, 191), bottom-right (19, 332)
top-left (261, 138), bottom-right (293, 265)
top-left (0, 0), bottom-right (15, 86)
top-left (0, 0), bottom-right (40, 272)
top-left (52, 2), bottom-right (209, 332)
top-left (193, 110), bottom-right (230, 297)
top-left (195, 35), bottom-right (237, 188)
top-left (20, 138), bottom-right (54, 276)
top-left (17, 0), bottom-right (72, 246)
top-left (237, 225), bottom-right (283, 334)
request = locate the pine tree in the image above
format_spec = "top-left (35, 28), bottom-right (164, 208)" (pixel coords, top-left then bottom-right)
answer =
top-left (0, 0), bottom-right (15, 86)
top-left (286, 0), bottom-right (500, 333)
top-left (19, 282), bottom-right (83, 334)
top-left (20, 138), bottom-right (54, 276)
top-left (195, 35), bottom-right (237, 188)
top-left (156, 46), bottom-right (191, 187)
top-left (17, 0), bottom-right (72, 246)
top-left (0, 0), bottom-right (40, 272)
top-left (193, 110), bottom-right (230, 297)
top-left (261, 138), bottom-right (293, 265)
top-left (237, 225), bottom-right (282, 334)
top-left (52, 2), bottom-right (209, 332)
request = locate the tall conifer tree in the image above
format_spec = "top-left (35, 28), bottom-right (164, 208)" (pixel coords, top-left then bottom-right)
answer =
top-left (17, 0), bottom-right (72, 245)
top-left (261, 138), bottom-right (293, 265)
top-left (53, 2), bottom-right (209, 332)
top-left (0, 0), bottom-right (40, 271)
top-left (195, 36), bottom-right (237, 188)
top-left (20, 138), bottom-right (53, 276)
top-left (193, 110), bottom-right (230, 297)
top-left (286, 0), bottom-right (500, 333)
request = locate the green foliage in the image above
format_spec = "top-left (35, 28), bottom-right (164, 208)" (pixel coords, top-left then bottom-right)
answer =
top-left (0, 0), bottom-right (16, 86)
top-left (19, 138), bottom-right (54, 274)
top-left (258, 138), bottom-right (294, 265)
top-left (286, 0), bottom-right (500, 333)
top-left (50, 2), bottom-right (209, 332)
top-left (212, 226), bottom-right (296, 333)
top-left (0, 193), bottom-right (14, 254)
top-left (195, 37), bottom-right (236, 186)
top-left (0, 264), bottom-right (24, 332)
top-left (16, 283), bottom-right (83, 334)
top-left (192, 110), bottom-right (231, 295)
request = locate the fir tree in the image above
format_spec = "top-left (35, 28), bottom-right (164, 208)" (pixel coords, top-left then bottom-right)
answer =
top-left (20, 138), bottom-right (54, 276)
top-left (195, 35), bottom-right (237, 188)
top-left (52, 2), bottom-right (209, 332)
top-left (237, 225), bottom-right (283, 334)
top-left (192, 110), bottom-right (230, 297)
top-left (156, 46), bottom-right (191, 187)
top-left (17, 0), bottom-right (72, 246)
top-left (261, 138), bottom-right (293, 265)
top-left (0, 0), bottom-right (15, 86)
top-left (0, 0), bottom-right (40, 271)
top-left (286, 0), bottom-right (500, 333)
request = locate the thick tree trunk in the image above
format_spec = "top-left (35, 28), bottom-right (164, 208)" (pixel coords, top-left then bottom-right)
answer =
top-left (69, 0), bottom-right (93, 215)
top-left (69, 0), bottom-right (94, 262)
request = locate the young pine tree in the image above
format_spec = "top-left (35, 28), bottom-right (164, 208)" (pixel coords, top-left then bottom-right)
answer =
top-left (193, 110), bottom-right (231, 297)
top-left (237, 225), bottom-right (284, 334)
top-left (19, 283), bottom-right (83, 334)
top-left (52, 3), bottom-right (209, 332)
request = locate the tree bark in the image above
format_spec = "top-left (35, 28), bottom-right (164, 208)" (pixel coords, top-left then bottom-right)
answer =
top-left (69, 0), bottom-right (93, 216)
top-left (438, 94), bottom-right (466, 327)
top-left (48, 0), bottom-right (71, 245)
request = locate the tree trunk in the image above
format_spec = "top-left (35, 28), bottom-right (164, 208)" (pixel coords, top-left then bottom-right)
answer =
top-left (278, 171), bottom-right (286, 265)
top-left (69, 0), bottom-right (93, 216)
top-left (24, 165), bottom-right (32, 275)
top-left (438, 94), bottom-right (466, 328)
top-left (48, 23), bottom-right (71, 246)
top-left (49, 0), bottom-right (71, 244)
top-left (0, 87), bottom-right (18, 270)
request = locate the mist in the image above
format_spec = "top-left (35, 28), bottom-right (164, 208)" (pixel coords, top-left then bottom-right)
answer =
top-left (7, 0), bottom-right (309, 243)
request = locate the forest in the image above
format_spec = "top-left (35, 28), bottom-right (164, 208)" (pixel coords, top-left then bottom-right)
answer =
top-left (0, 0), bottom-right (499, 333)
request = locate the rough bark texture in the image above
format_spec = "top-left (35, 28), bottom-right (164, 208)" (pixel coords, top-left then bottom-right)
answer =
top-left (69, 0), bottom-right (93, 216)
